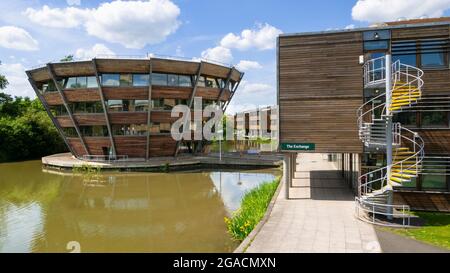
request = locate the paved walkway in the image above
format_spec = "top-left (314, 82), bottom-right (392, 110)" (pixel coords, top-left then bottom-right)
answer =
top-left (245, 153), bottom-right (381, 253)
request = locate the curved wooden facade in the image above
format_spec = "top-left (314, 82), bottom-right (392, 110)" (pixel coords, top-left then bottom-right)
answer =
top-left (26, 58), bottom-right (244, 159)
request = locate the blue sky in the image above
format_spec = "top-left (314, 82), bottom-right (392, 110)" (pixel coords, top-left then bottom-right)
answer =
top-left (1, 0), bottom-right (450, 113)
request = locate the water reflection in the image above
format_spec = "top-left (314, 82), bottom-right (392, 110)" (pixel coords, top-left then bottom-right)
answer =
top-left (0, 161), bottom-right (278, 253)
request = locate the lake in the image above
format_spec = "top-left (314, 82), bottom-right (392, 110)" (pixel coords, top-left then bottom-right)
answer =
top-left (0, 160), bottom-right (279, 253)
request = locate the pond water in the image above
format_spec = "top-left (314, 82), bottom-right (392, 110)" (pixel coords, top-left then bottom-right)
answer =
top-left (0, 160), bottom-right (279, 253)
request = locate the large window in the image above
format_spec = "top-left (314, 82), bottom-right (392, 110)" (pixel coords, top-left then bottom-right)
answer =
top-left (50, 105), bottom-right (68, 116)
top-left (179, 75), bottom-right (192, 87)
top-left (151, 98), bottom-right (186, 110)
top-left (119, 74), bottom-right (132, 86)
top-left (101, 74), bottom-right (120, 86)
top-left (112, 124), bottom-right (147, 136)
top-left (206, 77), bottom-right (219, 88)
top-left (152, 73), bottom-right (168, 86)
top-left (107, 100), bottom-right (148, 112)
top-left (393, 112), bottom-right (417, 127)
top-left (62, 127), bottom-right (78, 137)
top-left (64, 76), bottom-right (97, 89)
top-left (79, 126), bottom-right (109, 137)
top-left (420, 39), bottom-right (448, 69)
top-left (421, 111), bottom-right (448, 128)
top-left (421, 175), bottom-right (447, 190)
top-left (133, 74), bottom-right (149, 86)
top-left (71, 102), bottom-right (104, 114)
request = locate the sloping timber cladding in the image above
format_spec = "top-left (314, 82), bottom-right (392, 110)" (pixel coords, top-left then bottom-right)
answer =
top-left (279, 31), bottom-right (364, 153)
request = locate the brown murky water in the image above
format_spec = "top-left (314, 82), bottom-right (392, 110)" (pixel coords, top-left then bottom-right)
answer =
top-left (0, 160), bottom-right (278, 253)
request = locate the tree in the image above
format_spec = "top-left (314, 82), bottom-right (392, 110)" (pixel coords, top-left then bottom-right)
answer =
top-left (60, 55), bottom-right (74, 62)
top-left (0, 61), bottom-right (8, 90)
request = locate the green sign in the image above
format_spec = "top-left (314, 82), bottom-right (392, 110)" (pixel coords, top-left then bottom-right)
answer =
top-left (280, 143), bottom-right (315, 151)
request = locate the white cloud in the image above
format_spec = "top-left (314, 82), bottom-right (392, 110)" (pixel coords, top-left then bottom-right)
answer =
top-left (352, 0), bottom-right (450, 22)
top-left (239, 81), bottom-right (273, 94)
top-left (220, 23), bottom-right (283, 51)
top-left (345, 24), bottom-right (355, 29)
top-left (24, 5), bottom-right (89, 28)
top-left (0, 63), bottom-right (35, 98)
top-left (200, 46), bottom-right (233, 64)
top-left (67, 0), bottom-right (81, 6)
top-left (24, 0), bottom-right (181, 49)
top-left (0, 26), bottom-right (38, 51)
top-left (75, 43), bottom-right (115, 59)
top-left (236, 60), bottom-right (262, 71)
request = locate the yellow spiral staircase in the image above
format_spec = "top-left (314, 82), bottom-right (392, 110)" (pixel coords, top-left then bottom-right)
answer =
top-left (356, 56), bottom-right (425, 226)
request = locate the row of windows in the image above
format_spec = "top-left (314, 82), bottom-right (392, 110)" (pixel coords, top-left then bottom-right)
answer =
top-left (50, 102), bottom-right (104, 116)
top-left (41, 73), bottom-right (234, 92)
top-left (394, 111), bottom-right (450, 128)
top-left (62, 123), bottom-right (172, 137)
top-left (62, 126), bottom-right (109, 137)
top-left (49, 99), bottom-right (221, 116)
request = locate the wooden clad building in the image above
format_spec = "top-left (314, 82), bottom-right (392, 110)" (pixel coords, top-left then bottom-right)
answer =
top-left (278, 18), bottom-right (450, 211)
top-left (26, 57), bottom-right (243, 159)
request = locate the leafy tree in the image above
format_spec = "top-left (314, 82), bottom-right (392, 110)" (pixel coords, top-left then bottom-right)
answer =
top-left (0, 61), bottom-right (8, 90)
top-left (60, 55), bottom-right (74, 62)
top-left (0, 62), bottom-right (66, 162)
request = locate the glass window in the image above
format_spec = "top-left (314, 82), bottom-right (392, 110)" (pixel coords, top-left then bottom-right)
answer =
top-left (394, 112), bottom-right (417, 127)
top-left (206, 77), bottom-right (218, 88)
top-left (107, 100), bottom-right (124, 112)
top-left (393, 54), bottom-right (417, 67)
top-left (76, 77), bottom-right (87, 88)
top-left (65, 77), bottom-right (77, 89)
top-left (179, 75), bottom-right (192, 87)
top-left (85, 102), bottom-right (104, 113)
top-left (120, 74), bottom-right (132, 86)
top-left (168, 74), bottom-right (179, 86)
top-left (80, 126), bottom-right (108, 137)
top-left (420, 39), bottom-right (448, 69)
top-left (364, 41), bottom-right (389, 51)
top-left (422, 175), bottom-right (447, 189)
top-left (112, 124), bottom-right (147, 136)
top-left (102, 74), bottom-right (120, 86)
top-left (49, 105), bottom-right (68, 116)
top-left (133, 74), bottom-right (149, 86)
top-left (134, 100), bottom-right (149, 111)
top-left (62, 127), bottom-right (78, 137)
top-left (421, 53), bottom-right (446, 68)
top-left (151, 99), bottom-right (165, 110)
top-left (87, 76), bottom-right (98, 88)
top-left (197, 76), bottom-right (206, 87)
top-left (421, 111), bottom-right (448, 127)
top-left (160, 123), bottom-right (171, 133)
top-left (149, 122), bottom-right (160, 133)
top-left (73, 102), bottom-right (86, 114)
top-left (152, 73), bottom-right (168, 86)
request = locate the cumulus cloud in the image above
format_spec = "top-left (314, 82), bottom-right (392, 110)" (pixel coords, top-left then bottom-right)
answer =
top-left (236, 60), bottom-right (262, 71)
top-left (24, 0), bottom-right (181, 49)
top-left (240, 81), bottom-right (273, 94)
top-left (352, 0), bottom-right (450, 22)
top-left (24, 5), bottom-right (89, 28)
top-left (67, 0), bottom-right (81, 6)
top-left (200, 46), bottom-right (233, 64)
top-left (75, 43), bottom-right (115, 59)
top-left (220, 23), bottom-right (283, 51)
top-left (0, 26), bottom-right (39, 51)
top-left (0, 63), bottom-right (35, 98)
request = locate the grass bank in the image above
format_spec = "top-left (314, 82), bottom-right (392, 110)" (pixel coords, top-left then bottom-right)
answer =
top-left (384, 212), bottom-right (450, 250)
top-left (224, 176), bottom-right (280, 241)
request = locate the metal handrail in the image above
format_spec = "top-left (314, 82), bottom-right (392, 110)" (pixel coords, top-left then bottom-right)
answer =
top-left (82, 155), bottom-right (129, 162)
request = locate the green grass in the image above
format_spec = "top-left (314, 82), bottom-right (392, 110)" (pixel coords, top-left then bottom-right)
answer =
top-left (385, 211), bottom-right (450, 250)
top-left (224, 177), bottom-right (280, 241)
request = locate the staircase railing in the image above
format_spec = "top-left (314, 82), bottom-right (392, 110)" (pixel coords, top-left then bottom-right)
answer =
top-left (356, 55), bottom-right (425, 227)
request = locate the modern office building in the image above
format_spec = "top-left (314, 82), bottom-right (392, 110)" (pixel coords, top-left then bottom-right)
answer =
top-left (278, 17), bottom-right (450, 215)
top-left (26, 57), bottom-right (243, 159)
